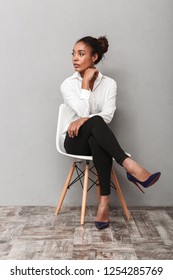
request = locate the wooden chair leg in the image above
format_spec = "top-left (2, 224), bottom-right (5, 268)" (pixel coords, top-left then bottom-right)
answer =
top-left (81, 162), bottom-right (89, 225)
top-left (55, 162), bottom-right (76, 215)
top-left (111, 168), bottom-right (131, 220)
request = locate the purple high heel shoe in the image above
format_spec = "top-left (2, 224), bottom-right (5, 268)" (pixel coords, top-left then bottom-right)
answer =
top-left (127, 172), bottom-right (161, 193)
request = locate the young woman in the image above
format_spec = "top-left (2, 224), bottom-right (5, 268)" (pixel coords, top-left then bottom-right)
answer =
top-left (60, 36), bottom-right (161, 230)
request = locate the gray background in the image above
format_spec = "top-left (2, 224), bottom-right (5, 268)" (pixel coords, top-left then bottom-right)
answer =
top-left (0, 0), bottom-right (172, 207)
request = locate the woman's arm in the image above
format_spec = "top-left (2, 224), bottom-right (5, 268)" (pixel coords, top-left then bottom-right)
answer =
top-left (61, 80), bottom-right (91, 118)
top-left (89, 80), bottom-right (117, 124)
top-left (61, 68), bottom-right (99, 118)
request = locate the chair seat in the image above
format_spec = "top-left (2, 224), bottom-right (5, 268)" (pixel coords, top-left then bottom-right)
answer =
top-left (58, 149), bottom-right (93, 161)
top-left (59, 149), bottom-right (131, 162)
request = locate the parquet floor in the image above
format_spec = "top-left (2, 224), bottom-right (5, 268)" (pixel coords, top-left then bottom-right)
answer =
top-left (0, 206), bottom-right (173, 260)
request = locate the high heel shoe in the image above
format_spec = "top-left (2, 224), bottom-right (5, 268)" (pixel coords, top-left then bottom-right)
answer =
top-left (95, 221), bottom-right (109, 230)
top-left (127, 172), bottom-right (161, 193)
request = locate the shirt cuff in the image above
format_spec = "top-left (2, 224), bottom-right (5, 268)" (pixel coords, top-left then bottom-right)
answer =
top-left (80, 89), bottom-right (91, 99)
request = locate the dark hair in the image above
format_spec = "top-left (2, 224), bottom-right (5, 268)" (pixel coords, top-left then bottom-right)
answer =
top-left (76, 36), bottom-right (109, 64)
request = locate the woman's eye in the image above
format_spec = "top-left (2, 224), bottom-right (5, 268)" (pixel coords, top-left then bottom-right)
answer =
top-left (71, 52), bottom-right (84, 57)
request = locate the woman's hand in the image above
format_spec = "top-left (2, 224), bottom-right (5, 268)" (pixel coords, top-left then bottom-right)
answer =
top-left (68, 117), bottom-right (89, 138)
top-left (82, 68), bottom-right (99, 90)
top-left (83, 68), bottom-right (99, 82)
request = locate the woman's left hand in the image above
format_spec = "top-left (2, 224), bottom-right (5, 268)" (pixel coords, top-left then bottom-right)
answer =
top-left (68, 118), bottom-right (89, 138)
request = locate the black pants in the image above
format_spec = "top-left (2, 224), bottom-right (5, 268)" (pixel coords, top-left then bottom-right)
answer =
top-left (64, 116), bottom-right (129, 195)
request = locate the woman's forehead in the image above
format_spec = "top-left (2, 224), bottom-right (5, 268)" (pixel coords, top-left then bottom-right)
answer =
top-left (73, 41), bottom-right (91, 52)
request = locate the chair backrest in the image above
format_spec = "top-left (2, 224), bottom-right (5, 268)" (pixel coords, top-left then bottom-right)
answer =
top-left (56, 103), bottom-right (93, 161)
top-left (56, 104), bottom-right (70, 155)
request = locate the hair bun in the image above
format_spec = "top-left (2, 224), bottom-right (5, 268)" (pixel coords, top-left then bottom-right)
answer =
top-left (97, 36), bottom-right (109, 54)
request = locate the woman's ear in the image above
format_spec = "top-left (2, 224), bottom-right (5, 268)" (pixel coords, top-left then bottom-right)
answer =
top-left (92, 53), bottom-right (98, 63)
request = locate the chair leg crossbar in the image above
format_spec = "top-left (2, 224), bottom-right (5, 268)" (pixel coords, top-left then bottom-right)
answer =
top-left (55, 161), bottom-right (131, 224)
top-left (67, 162), bottom-right (99, 191)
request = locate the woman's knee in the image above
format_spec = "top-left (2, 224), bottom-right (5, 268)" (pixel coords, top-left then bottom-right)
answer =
top-left (90, 115), bottom-right (103, 122)
top-left (89, 115), bottom-right (105, 127)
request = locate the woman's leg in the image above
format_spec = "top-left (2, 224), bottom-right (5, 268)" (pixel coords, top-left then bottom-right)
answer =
top-left (64, 115), bottom-right (157, 223)
top-left (88, 135), bottom-right (112, 196)
top-left (65, 115), bottom-right (129, 164)
top-left (65, 115), bottom-right (154, 186)
top-left (65, 126), bottom-right (113, 223)
top-left (64, 116), bottom-right (128, 224)
top-left (122, 158), bottom-right (152, 181)
top-left (78, 116), bottom-right (152, 181)
top-left (88, 136), bottom-right (112, 222)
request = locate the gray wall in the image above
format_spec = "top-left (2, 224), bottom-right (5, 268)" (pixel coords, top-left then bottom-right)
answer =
top-left (0, 0), bottom-right (172, 207)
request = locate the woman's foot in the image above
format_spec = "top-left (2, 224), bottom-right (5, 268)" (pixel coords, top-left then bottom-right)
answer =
top-left (122, 158), bottom-right (152, 182)
top-left (96, 196), bottom-right (110, 223)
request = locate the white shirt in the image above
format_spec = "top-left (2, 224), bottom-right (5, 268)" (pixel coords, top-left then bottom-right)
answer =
top-left (60, 71), bottom-right (117, 138)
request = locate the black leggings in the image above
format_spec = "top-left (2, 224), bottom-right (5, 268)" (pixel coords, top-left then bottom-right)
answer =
top-left (64, 116), bottom-right (129, 195)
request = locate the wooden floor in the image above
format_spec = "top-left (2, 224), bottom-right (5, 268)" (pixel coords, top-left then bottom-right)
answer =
top-left (0, 206), bottom-right (173, 260)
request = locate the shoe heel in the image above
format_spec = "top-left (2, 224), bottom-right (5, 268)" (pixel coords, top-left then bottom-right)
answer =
top-left (133, 181), bottom-right (145, 193)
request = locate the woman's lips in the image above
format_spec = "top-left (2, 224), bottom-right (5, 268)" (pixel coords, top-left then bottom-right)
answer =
top-left (74, 64), bottom-right (80, 68)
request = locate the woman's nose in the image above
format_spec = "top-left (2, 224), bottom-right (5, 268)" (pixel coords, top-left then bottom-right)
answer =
top-left (73, 56), bottom-right (78, 61)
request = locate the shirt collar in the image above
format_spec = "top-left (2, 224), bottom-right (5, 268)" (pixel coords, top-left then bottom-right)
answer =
top-left (71, 71), bottom-right (104, 86)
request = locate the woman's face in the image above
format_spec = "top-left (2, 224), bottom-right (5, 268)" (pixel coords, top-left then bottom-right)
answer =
top-left (72, 41), bottom-right (98, 75)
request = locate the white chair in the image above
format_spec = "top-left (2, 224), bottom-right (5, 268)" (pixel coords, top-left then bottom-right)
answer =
top-left (55, 104), bottom-right (131, 224)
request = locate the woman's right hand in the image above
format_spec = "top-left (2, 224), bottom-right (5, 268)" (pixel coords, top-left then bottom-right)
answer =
top-left (68, 117), bottom-right (89, 138)
top-left (83, 68), bottom-right (99, 82)
top-left (82, 68), bottom-right (99, 90)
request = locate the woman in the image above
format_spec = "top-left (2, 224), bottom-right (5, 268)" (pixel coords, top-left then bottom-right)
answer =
top-left (60, 36), bottom-right (161, 230)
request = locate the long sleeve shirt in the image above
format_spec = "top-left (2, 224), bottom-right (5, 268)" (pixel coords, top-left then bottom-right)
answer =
top-left (60, 71), bottom-right (117, 138)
